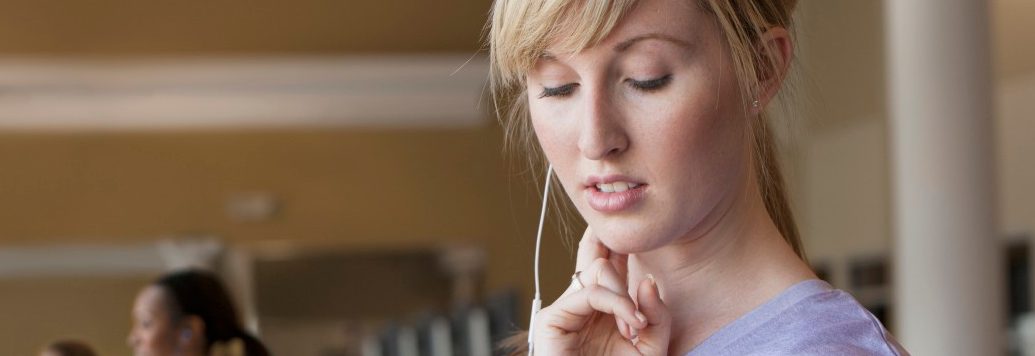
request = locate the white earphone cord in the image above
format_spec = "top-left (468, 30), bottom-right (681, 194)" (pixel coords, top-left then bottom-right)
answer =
top-left (528, 165), bottom-right (553, 356)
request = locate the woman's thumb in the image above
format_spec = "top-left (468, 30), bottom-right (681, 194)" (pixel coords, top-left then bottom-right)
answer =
top-left (633, 274), bottom-right (671, 356)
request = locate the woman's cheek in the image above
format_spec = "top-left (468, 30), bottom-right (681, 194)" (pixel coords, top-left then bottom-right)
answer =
top-left (529, 105), bottom-right (570, 162)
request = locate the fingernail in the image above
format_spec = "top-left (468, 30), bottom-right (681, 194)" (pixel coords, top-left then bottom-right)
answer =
top-left (635, 310), bottom-right (647, 325)
top-left (646, 273), bottom-right (661, 298)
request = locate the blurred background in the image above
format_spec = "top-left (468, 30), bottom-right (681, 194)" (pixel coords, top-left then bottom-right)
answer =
top-left (0, 1), bottom-right (1031, 355)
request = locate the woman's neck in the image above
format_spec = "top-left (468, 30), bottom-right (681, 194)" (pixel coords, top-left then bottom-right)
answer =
top-left (626, 185), bottom-right (815, 356)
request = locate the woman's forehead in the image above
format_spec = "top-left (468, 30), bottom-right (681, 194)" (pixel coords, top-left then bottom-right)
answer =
top-left (134, 286), bottom-right (169, 313)
top-left (543, 0), bottom-right (705, 57)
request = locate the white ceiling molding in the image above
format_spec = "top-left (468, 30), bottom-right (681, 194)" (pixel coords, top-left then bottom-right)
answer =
top-left (0, 244), bottom-right (164, 277)
top-left (0, 54), bottom-right (490, 131)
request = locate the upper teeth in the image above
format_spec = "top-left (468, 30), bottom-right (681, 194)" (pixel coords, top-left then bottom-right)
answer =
top-left (596, 182), bottom-right (639, 193)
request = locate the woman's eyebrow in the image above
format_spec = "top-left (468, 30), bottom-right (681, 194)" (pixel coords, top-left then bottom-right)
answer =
top-left (614, 33), bottom-right (692, 52)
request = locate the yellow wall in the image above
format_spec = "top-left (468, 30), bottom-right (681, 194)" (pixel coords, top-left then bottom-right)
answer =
top-left (0, 127), bottom-right (578, 355)
top-left (0, 0), bottom-right (489, 54)
top-left (0, 275), bottom-right (155, 356)
top-left (0, 128), bottom-right (511, 244)
top-left (0, 0), bottom-right (584, 353)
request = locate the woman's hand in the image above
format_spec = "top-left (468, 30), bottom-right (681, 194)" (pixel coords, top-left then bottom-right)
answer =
top-left (531, 227), bottom-right (671, 355)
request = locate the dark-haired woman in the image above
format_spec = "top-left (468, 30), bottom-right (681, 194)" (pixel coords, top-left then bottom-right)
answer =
top-left (127, 269), bottom-right (270, 356)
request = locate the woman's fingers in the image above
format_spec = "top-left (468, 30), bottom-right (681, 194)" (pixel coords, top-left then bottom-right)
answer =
top-left (574, 227), bottom-right (608, 273)
top-left (557, 258), bottom-right (623, 300)
top-left (632, 276), bottom-right (672, 355)
top-left (554, 226), bottom-right (646, 343)
top-left (538, 285), bottom-right (646, 336)
top-left (617, 318), bottom-right (631, 340)
top-left (567, 258), bottom-right (627, 294)
top-left (609, 252), bottom-right (629, 281)
top-left (572, 228), bottom-right (632, 298)
top-left (583, 257), bottom-right (634, 338)
top-left (570, 227), bottom-right (637, 340)
top-left (559, 256), bottom-right (634, 338)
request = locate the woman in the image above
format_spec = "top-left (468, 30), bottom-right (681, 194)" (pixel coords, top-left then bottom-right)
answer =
top-left (487, 0), bottom-right (908, 355)
top-left (127, 269), bottom-right (270, 356)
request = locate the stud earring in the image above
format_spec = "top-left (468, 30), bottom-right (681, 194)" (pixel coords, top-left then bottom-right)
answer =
top-left (751, 99), bottom-right (760, 108)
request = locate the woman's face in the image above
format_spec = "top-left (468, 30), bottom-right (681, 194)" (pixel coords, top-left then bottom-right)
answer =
top-left (527, 0), bottom-right (754, 253)
top-left (128, 286), bottom-right (181, 356)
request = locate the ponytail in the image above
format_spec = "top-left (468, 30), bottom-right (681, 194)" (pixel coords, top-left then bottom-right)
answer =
top-left (209, 333), bottom-right (270, 356)
top-left (155, 270), bottom-right (271, 356)
top-left (752, 116), bottom-right (805, 260)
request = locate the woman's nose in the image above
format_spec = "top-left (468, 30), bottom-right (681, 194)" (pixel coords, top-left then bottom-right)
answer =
top-left (577, 87), bottom-right (629, 160)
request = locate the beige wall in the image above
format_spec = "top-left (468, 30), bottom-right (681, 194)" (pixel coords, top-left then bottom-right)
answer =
top-left (998, 73), bottom-right (1035, 237)
top-left (0, 274), bottom-right (155, 356)
top-left (785, 1), bottom-right (893, 287)
top-left (0, 0), bottom-right (582, 353)
top-left (799, 117), bottom-right (890, 284)
top-left (0, 127), bottom-right (577, 355)
top-left (792, 0), bottom-right (1035, 290)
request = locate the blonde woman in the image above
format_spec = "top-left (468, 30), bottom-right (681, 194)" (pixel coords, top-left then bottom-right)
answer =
top-left (488, 0), bottom-right (908, 355)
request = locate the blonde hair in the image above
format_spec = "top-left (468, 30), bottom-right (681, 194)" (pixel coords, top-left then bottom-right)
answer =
top-left (488, 0), bottom-right (805, 262)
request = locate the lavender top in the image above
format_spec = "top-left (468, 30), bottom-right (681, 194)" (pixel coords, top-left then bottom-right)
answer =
top-left (685, 279), bottom-right (909, 355)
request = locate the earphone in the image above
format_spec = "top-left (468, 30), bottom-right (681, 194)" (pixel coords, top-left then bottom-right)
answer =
top-left (181, 328), bottom-right (192, 341)
top-left (527, 164), bottom-right (553, 356)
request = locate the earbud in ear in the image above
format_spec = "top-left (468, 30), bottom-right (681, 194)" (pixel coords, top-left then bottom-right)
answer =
top-left (181, 329), bottom-right (192, 341)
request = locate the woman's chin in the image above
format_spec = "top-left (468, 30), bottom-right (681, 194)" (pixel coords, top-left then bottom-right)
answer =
top-left (593, 223), bottom-right (670, 255)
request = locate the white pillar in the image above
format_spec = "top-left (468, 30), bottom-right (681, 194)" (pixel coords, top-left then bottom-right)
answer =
top-left (885, 0), bottom-right (1002, 355)
top-left (223, 248), bottom-right (261, 334)
top-left (438, 246), bottom-right (486, 307)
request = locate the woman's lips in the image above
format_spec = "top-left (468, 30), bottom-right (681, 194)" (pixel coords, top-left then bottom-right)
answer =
top-left (584, 181), bottom-right (648, 213)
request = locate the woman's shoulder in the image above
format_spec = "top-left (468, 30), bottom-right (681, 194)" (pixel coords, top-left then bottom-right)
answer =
top-left (688, 279), bottom-right (909, 356)
top-left (772, 282), bottom-right (909, 355)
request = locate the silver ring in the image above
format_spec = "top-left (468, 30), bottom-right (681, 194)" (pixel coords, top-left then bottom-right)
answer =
top-left (570, 271), bottom-right (585, 291)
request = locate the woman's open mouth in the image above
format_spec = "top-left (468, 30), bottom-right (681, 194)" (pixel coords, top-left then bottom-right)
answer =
top-left (584, 177), bottom-right (648, 213)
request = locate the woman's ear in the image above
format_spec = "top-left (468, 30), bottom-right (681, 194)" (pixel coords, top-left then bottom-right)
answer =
top-left (753, 26), bottom-right (794, 114)
top-left (178, 315), bottom-right (205, 348)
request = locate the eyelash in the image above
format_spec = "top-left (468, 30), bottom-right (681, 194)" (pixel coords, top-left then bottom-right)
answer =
top-left (538, 74), bottom-right (673, 98)
top-left (538, 83), bottom-right (578, 98)
top-left (628, 74), bottom-right (673, 92)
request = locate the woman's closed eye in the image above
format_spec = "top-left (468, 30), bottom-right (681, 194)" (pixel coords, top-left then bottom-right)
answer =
top-left (539, 83), bottom-right (579, 98)
top-left (537, 74), bottom-right (671, 98)
top-left (627, 74), bottom-right (672, 92)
